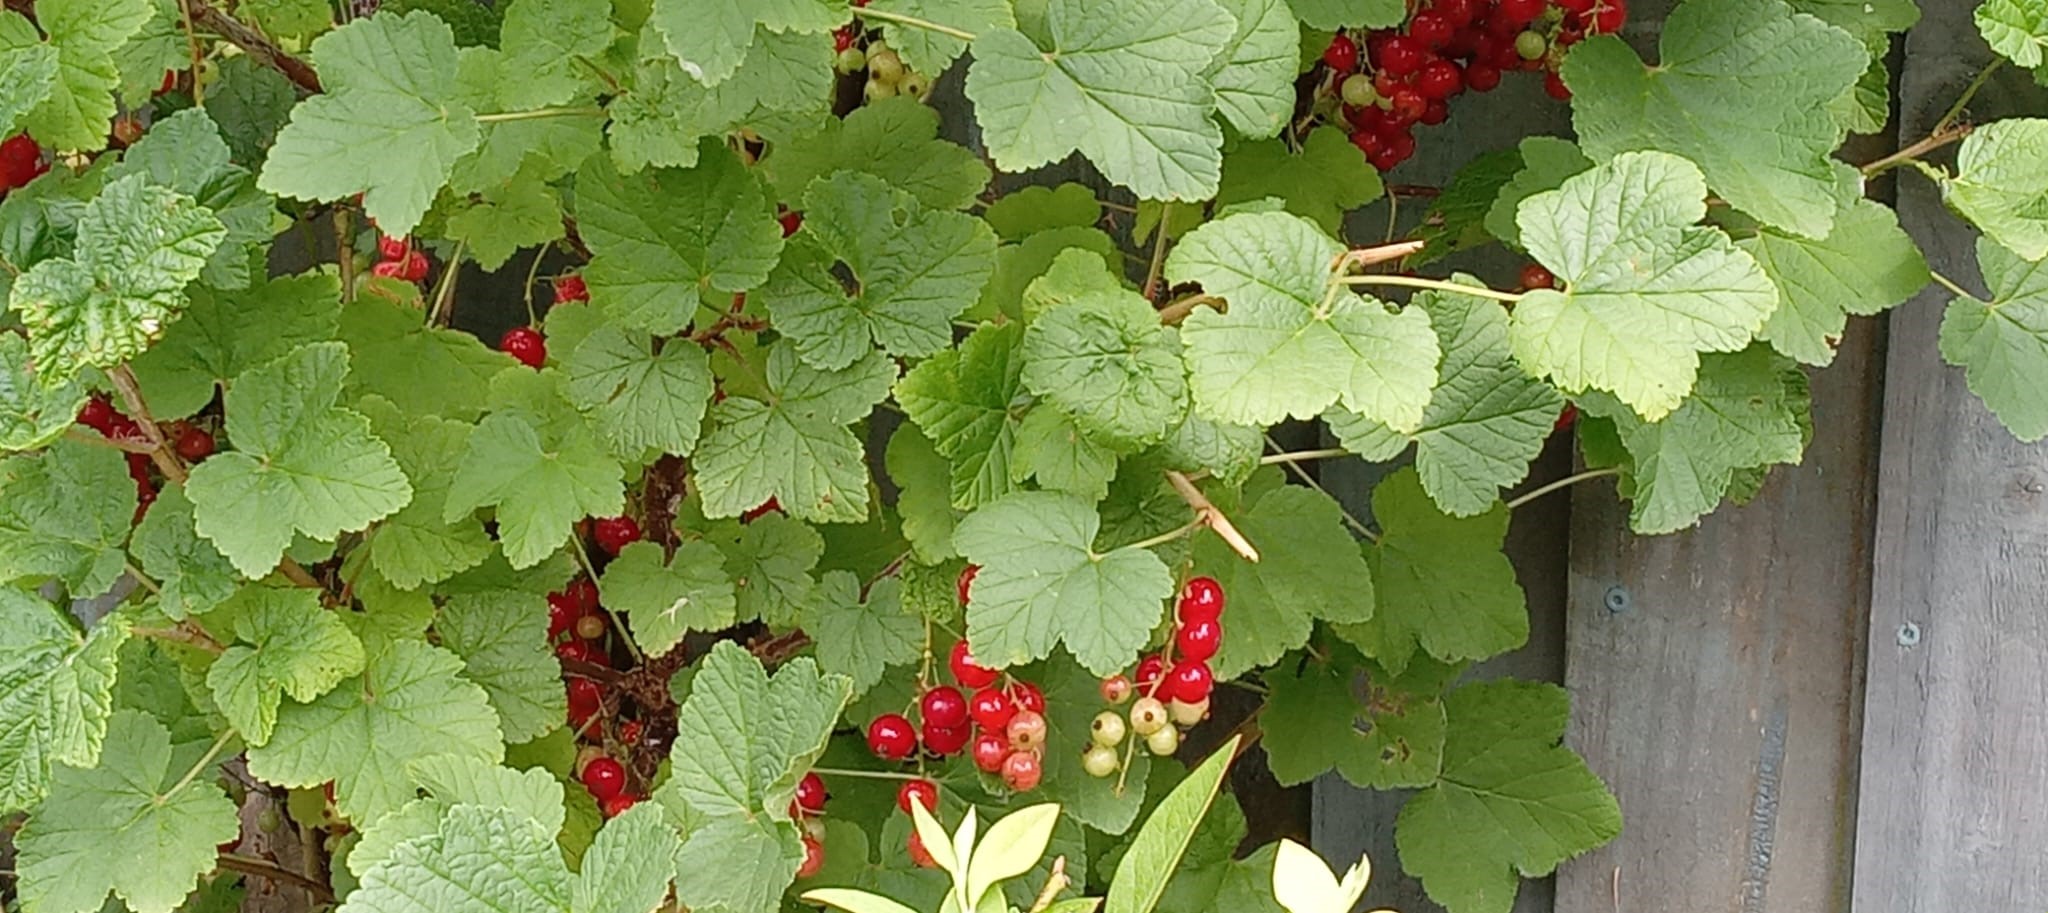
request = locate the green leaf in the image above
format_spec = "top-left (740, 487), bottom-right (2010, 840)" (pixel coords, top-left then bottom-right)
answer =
top-left (1207, 0), bottom-right (1298, 140)
top-left (1172, 211), bottom-right (1439, 429)
top-left (576, 801), bottom-right (684, 913)
top-left (577, 143), bottom-right (785, 336)
top-left (1340, 467), bottom-right (1525, 673)
top-left (498, 0), bottom-right (613, 109)
top-left (1945, 118), bottom-right (2048, 262)
top-left (1023, 287), bottom-right (1187, 447)
top-left (1327, 282), bottom-right (1564, 517)
top-left (1411, 148), bottom-right (1524, 265)
top-left (711, 513), bottom-right (824, 627)
top-left (1395, 680), bottom-right (1621, 913)
top-left (206, 585), bottom-right (366, 746)
top-left (765, 171), bottom-right (998, 369)
top-left (1261, 646), bottom-right (1451, 789)
top-left (1588, 346), bottom-right (1807, 533)
top-left (14, 711), bottom-right (238, 913)
top-left (1789, 0), bottom-right (1919, 40)
top-left (1483, 137), bottom-right (1591, 250)
top-left (1978, 0), bottom-right (2048, 67)
top-left (599, 540), bottom-right (737, 657)
top-left (202, 55), bottom-right (299, 166)
top-left (128, 274), bottom-right (343, 421)
top-left (131, 483), bottom-right (239, 620)
top-left (803, 571), bottom-right (922, 698)
top-left (257, 11), bottom-right (481, 238)
top-left (114, 0), bottom-right (188, 108)
top-left (438, 591), bottom-right (568, 745)
top-left (697, 344), bottom-right (896, 523)
top-left (964, 0), bottom-right (1237, 201)
top-left (1941, 236), bottom-right (2048, 441)
top-left (8, 174), bottom-right (226, 385)
top-left (886, 422), bottom-right (960, 565)
top-left (647, 0), bottom-right (839, 89)
top-left (563, 325), bottom-right (714, 458)
top-left (1106, 737), bottom-right (1241, 913)
top-left (660, 641), bottom-right (851, 913)
top-left (767, 97), bottom-right (991, 212)
top-left (339, 296), bottom-right (509, 422)
top-left (985, 227), bottom-right (1120, 323)
top-left (238, 0), bottom-right (332, 38)
top-left (1158, 412), bottom-right (1264, 485)
top-left (0, 13), bottom-right (58, 139)
top-left (344, 803), bottom-right (572, 913)
top-left (0, 332), bottom-right (85, 451)
top-left (984, 184), bottom-right (1104, 241)
top-left (448, 48), bottom-right (604, 193)
top-left (1510, 151), bottom-right (1777, 420)
top-left (1034, 654), bottom-right (1151, 834)
top-left (1285, 0), bottom-right (1403, 30)
top-left (865, 0), bottom-right (1015, 74)
top-left (1217, 128), bottom-right (1381, 237)
top-left (441, 171), bottom-right (568, 271)
top-left (8, 0), bottom-right (151, 152)
top-left (1740, 197), bottom-right (1928, 366)
top-left (1010, 405), bottom-right (1119, 502)
top-left (247, 639), bottom-right (504, 822)
top-left (109, 107), bottom-right (273, 290)
top-left (444, 403), bottom-right (625, 569)
top-left (0, 592), bottom-right (125, 812)
top-left (0, 439), bottom-right (135, 596)
top-left (348, 755), bottom-right (567, 877)
top-left (1192, 484), bottom-right (1374, 680)
top-left (186, 342), bottom-right (413, 578)
top-left (1563, 0), bottom-right (1866, 237)
top-left (358, 399), bottom-right (494, 589)
top-left (953, 491), bottom-right (1174, 676)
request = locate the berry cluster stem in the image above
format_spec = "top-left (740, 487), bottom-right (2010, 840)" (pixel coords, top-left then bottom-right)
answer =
top-left (1504, 466), bottom-right (1622, 510)
top-left (216, 855), bottom-right (335, 903)
top-left (808, 766), bottom-right (927, 782)
top-left (569, 545), bottom-right (648, 666)
top-left (856, 7), bottom-right (979, 41)
top-left (1333, 273), bottom-right (1524, 302)
top-left (185, 0), bottom-right (322, 91)
top-left (1165, 470), bottom-right (1262, 562)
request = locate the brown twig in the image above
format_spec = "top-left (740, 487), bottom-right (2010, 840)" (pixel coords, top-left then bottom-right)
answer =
top-left (1141, 203), bottom-right (1174, 301)
top-left (217, 853), bottom-right (336, 903)
top-left (108, 366), bottom-right (188, 485)
top-left (176, 0), bottom-right (205, 105)
top-left (186, 0), bottom-right (322, 92)
top-left (135, 622), bottom-right (227, 655)
top-left (1329, 239), bottom-right (1426, 275)
top-left (1026, 857), bottom-right (1073, 913)
top-left (1157, 293), bottom-right (1222, 326)
top-left (1862, 121), bottom-right (1974, 177)
top-left (1164, 470), bottom-right (1260, 562)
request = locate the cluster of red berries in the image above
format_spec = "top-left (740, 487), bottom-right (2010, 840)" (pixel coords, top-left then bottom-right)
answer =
top-left (549, 577), bottom-right (645, 817)
top-left (369, 233), bottom-right (429, 284)
top-left (1082, 577), bottom-right (1226, 778)
top-left (1, 134), bottom-right (46, 193)
top-left (1319, 0), bottom-right (1626, 171)
top-left (591, 514), bottom-right (642, 556)
top-left (76, 396), bottom-right (215, 522)
top-left (788, 767), bottom-right (946, 878)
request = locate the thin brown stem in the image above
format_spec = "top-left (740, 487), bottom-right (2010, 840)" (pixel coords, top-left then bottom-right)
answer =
top-left (109, 365), bottom-right (188, 485)
top-left (217, 854), bottom-right (335, 903)
top-left (1157, 293), bottom-right (1222, 326)
top-left (1263, 435), bottom-right (1378, 543)
top-left (1164, 470), bottom-right (1260, 562)
top-left (176, 0), bottom-right (205, 105)
top-left (334, 209), bottom-right (357, 303)
top-left (135, 622), bottom-right (227, 655)
top-left (1504, 467), bottom-right (1621, 510)
top-left (1142, 203), bottom-right (1174, 300)
top-left (1329, 239), bottom-right (1425, 274)
top-left (1935, 59), bottom-right (2003, 136)
top-left (1861, 122), bottom-right (1975, 177)
top-left (186, 0), bottom-right (322, 92)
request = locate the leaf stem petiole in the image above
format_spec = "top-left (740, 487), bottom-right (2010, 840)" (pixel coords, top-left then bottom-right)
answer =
top-left (1259, 448), bottom-right (1351, 466)
top-left (1504, 467), bottom-right (1622, 511)
top-left (1927, 269), bottom-right (1975, 299)
top-left (1331, 274), bottom-right (1523, 302)
top-left (1935, 59), bottom-right (2004, 136)
top-left (809, 766), bottom-right (928, 782)
top-left (160, 727), bottom-right (237, 803)
top-left (475, 107), bottom-right (607, 124)
top-left (1117, 517), bottom-right (1207, 553)
top-left (857, 7), bottom-right (979, 42)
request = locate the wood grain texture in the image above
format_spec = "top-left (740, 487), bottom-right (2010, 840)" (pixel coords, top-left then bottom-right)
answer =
top-left (1852, 2), bottom-right (2048, 908)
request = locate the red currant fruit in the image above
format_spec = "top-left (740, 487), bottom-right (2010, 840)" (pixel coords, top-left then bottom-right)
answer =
top-left (908, 832), bottom-right (937, 868)
top-left (1322, 33), bottom-right (1359, 72)
top-left (923, 722), bottom-right (970, 756)
top-left (955, 564), bottom-right (979, 606)
top-left (557, 639), bottom-right (604, 665)
top-left (1588, 0), bottom-right (1626, 33)
top-left (1556, 0), bottom-right (1596, 12)
top-left (741, 497), bottom-right (782, 522)
top-left (567, 578), bottom-right (601, 613)
top-left (566, 677), bottom-right (602, 715)
top-left (779, 211), bottom-right (804, 237)
top-left (369, 259), bottom-right (408, 280)
top-left (1006, 710), bottom-right (1047, 751)
top-left (500, 327), bottom-right (547, 368)
top-left (1420, 99), bottom-right (1450, 126)
top-left (77, 397), bottom-right (116, 432)
top-left (397, 250), bottom-right (429, 283)
top-left (1375, 37), bottom-right (1425, 77)
top-left (581, 757), bottom-right (626, 800)
top-left (1178, 578), bottom-right (1225, 623)
top-left (1415, 59), bottom-right (1462, 100)
top-left (601, 794), bottom-right (637, 817)
top-left (174, 426), bottom-right (216, 462)
top-left (833, 27), bottom-right (856, 52)
top-left (1435, 0), bottom-right (1478, 27)
top-left (1100, 674), bottom-right (1132, 704)
top-left (1390, 88), bottom-right (1428, 121)
top-left (1135, 655), bottom-right (1168, 694)
top-left (1543, 70), bottom-right (1572, 101)
top-left (1495, 0), bottom-right (1545, 25)
top-left (547, 592), bottom-right (579, 637)
top-left (1176, 619), bottom-right (1222, 662)
top-left (553, 274), bottom-right (589, 303)
top-left (1169, 661), bottom-right (1215, 703)
top-left (1520, 263), bottom-right (1557, 290)
top-left (798, 836), bottom-right (826, 879)
top-left (619, 719), bottom-right (643, 744)
top-left (1010, 681), bottom-right (1045, 714)
top-left (377, 235), bottom-right (409, 261)
top-left (920, 686), bottom-right (970, 729)
top-left (948, 640), bottom-right (1000, 688)
top-left (867, 714), bottom-right (918, 760)
top-left (795, 771), bottom-right (828, 813)
top-left (1555, 403), bottom-right (1580, 432)
top-left (1001, 751), bottom-right (1042, 791)
top-left (1409, 12), bottom-right (1453, 48)
top-left (972, 731), bottom-right (1009, 773)
top-left (1464, 61), bottom-right (1502, 93)
top-left (593, 516), bottom-right (642, 555)
top-left (896, 778), bottom-right (938, 815)
top-left (968, 687), bottom-right (1017, 732)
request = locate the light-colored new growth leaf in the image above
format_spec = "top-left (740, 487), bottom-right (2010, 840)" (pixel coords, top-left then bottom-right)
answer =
top-left (1946, 118), bottom-right (2048, 262)
top-left (0, 591), bottom-right (126, 812)
top-left (1941, 236), bottom-right (2048, 441)
top-left (206, 585), bottom-right (368, 746)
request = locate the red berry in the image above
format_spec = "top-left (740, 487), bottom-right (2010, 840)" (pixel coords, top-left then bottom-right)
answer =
top-left (1556, 0), bottom-right (1596, 11)
top-left (968, 687), bottom-right (1016, 732)
top-left (1371, 69), bottom-right (1403, 100)
top-left (1543, 70), bottom-right (1572, 101)
top-left (567, 577), bottom-right (601, 613)
top-left (920, 685), bottom-right (970, 730)
top-left (553, 274), bottom-right (588, 303)
top-left (948, 639), bottom-right (1000, 688)
top-left (1495, 0), bottom-right (1545, 25)
top-left (1374, 37), bottom-right (1425, 76)
top-left (548, 592), bottom-right (579, 637)
top-left (971, 731), bottom-right (1009, 772)
top-left (1420, 99), bottom-right (1450, 126)
top-left (896, 779), bottom-right (938, 815)
top-left (1322, 33), bottom-right (1359, 72)
top-left (377, 235), bottom-right (409, 261)
top-left (1435, 0), bottom-right (1479, 27)
top-left (923, 722), bottom-right (970, 756)
top-left (1176, 619), bottom-right (1222, 662)
top-left (1178, 577), bottom-right (1225, 623)
top-left (955, 564), bottom-right (979, 606)
top-left (1169, 661), bottom-right (1214, 703)
top-left (397, 250), bottom-right (429, 283)
top-left (619, 719), bottom-right (643, 744)
top-left (0, 134), bottom-right (38, 167)
top-left (174, 426), bottom-right (215, 462)
top-left (1000, 751), bottom-right (1042, 791)
top-left (500, 327), bottom-right (547, 368)
top-left (557, 639), bottom-right (604, 665)
top-left (157, 69), bottom-right (179, 95)
top-left (1382, 130), bottom-right (1418, 167)
top-left (77, 397), bottom-right (116, 432)
top-left (1350, 129), bottom-right (1383, 158)
top-left (908, 832), bottom-right (937, 868)
top-left (1520, 263), bottom-right (1557, 290)
top-left (1390, 89), bottom-right (1428, 122)
top-left (1555, 403), bottom-right (1580, 432)
top-left (1347, 103), bottom-right (1385, 133)
top-left (1588, 0), bottom-right (1626, 33)
top-left (581, 757), bottom-right (626, 800)
top-left (795, 771), bottom-right (828, 813)
top-left (1134, 655), bottom-right (1168, 694)
top-left (1464, 61), bottom-right (1502, 92)
top-left (1408, 12), bottom-right (1453, 48)
top-left (566, 677), bottom-right (602, 716)
top-left (593, 515), bottom-right (642, 555)
top-left (798, 836), bottom-right (826, 878)
top-left (601, 794), bottom-right (637, 817)
top-left (833, 27), bottom-right (856, 52)
top-left (867, 714), bottom-right (918, 761)
top-left (1099, 674), bottom-right (1132, 703)
top-left (1005, 710), bottom-right (1047, 751)
top-left (1415, 59), bottom-right (1462, 100)
top-left (1009, 681), bottom-right (1045, 715)
top-left (741, 498), bottom-right (782, 522)
top-left (779, 211), bottom-right (803, 237)
top-left (370, 260), bottom-right (407, 280)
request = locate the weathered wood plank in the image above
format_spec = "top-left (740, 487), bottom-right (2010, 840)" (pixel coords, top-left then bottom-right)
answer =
top-left (1852, 2), bottom-right (2048, 908)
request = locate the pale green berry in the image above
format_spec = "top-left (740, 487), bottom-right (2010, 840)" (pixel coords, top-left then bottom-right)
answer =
top-left (1340, 73), bottom-right (1379, 108)
top-left (865, 78), bottom-right (898, 102)
top-left (869, 48), bottom-right (905, 83)
top-left (1130, 697), bottom-right (1168, 736)
top-left (1515, 30), bottom-right (1548, 60)
top-left (1091, 710), bottom-right (1127, 747)
top-left (1145, 723), bottom-right (1181, 756)
top-left (900, 71), bottom-right (932, 99)
top-left (1168, 698), bottom-right (1209, 727)
top-left (1082, 744), bottom-right (1120, 778)
top-left (835, 47), bottom-right (867, 75)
